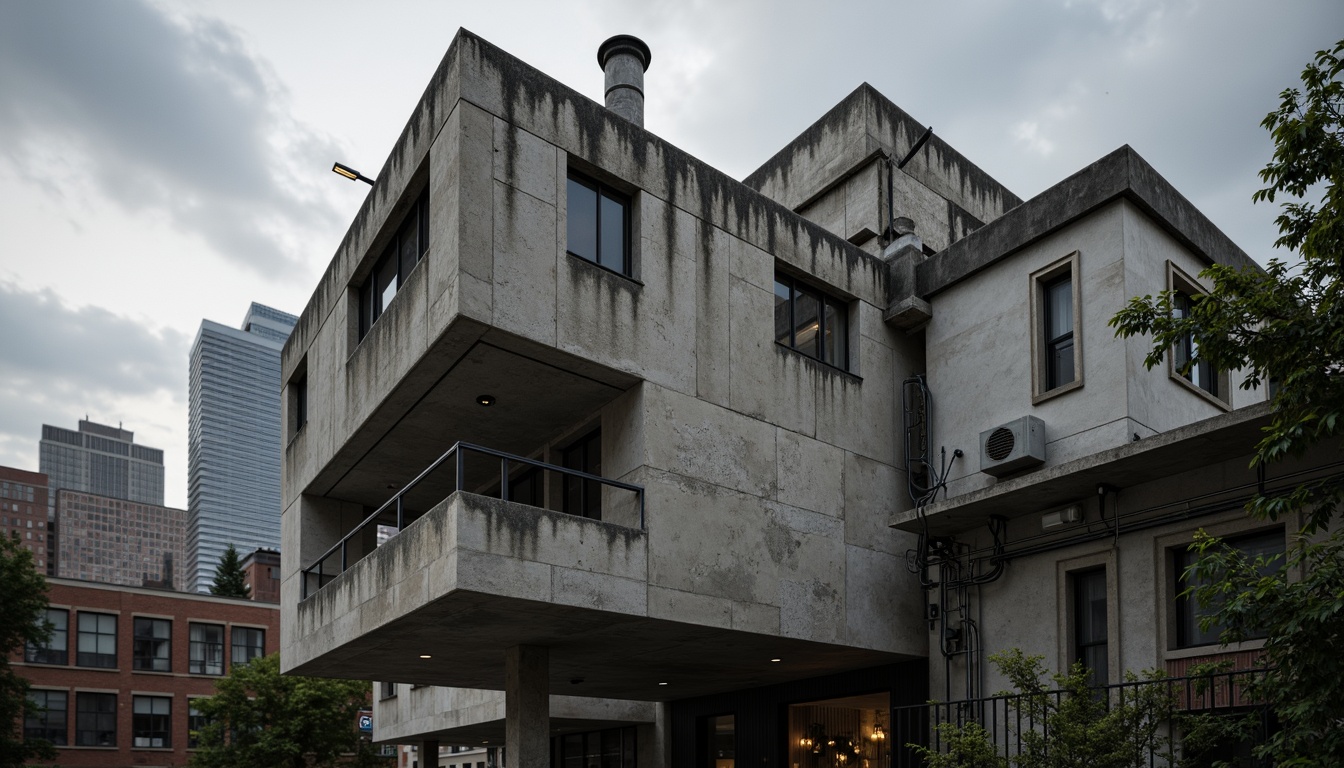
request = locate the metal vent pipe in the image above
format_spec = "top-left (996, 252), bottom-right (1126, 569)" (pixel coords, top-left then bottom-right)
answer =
top-left (597, 34), bottom-right (652, 126)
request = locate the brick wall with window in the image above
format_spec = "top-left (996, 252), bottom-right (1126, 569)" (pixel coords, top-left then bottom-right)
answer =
top-left (9, 578), bottom-right (278, 767)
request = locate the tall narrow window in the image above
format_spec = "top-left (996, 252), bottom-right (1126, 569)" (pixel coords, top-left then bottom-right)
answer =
top-left (1172, 291), bottom-right (1218, 397)
top-left (567, 172), bottom-right (631, 275)
top-left (1072, 568), bottom-right (1108, 687)
top-left (1044, 274), bottom-right (1075, 389)
top-left (189, 623), bottom-right (224, 675)
top-left (1031, 253), bottom-right (1082, 400)
top-left (76, 692), bottom-right (117, 747)
top-left (1176, 529), bottom-right (1283, 648)
top-left (26, 608), bottom-right (68, 665)
top-left (133, 618), bottom-right (171, 672)
top-left (774, 272), bottom-right (849, 369)
top-left (76, 612), bottom-right (117, 668)
top-left (25, 690), bottom-right (67, 745)
top-left (132, 696), bottom-right (172, 748)
top-left (358, 189), bottom-right (430, 340)
top-left (562, 430), bottom-right (602, 521)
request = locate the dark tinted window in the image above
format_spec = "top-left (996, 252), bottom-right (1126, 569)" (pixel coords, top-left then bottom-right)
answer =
top-left (567, 172), bottom-right (630, 276)
top-left (774, 273), bottom-right (848, 369)
top-left (1176, 529), bottom-right (1283, 647)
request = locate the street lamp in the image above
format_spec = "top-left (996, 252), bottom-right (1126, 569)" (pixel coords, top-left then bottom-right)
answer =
top-left (332, 162), bottom-right (374, 186)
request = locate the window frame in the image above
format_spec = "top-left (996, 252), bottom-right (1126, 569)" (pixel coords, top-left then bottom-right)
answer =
top-left (1071, 567), bottom-right (1108, 687)
top-left (356, 188), bottom-right (430, 341)
top-left (230, 626), bottom-right (265, 666)
top-left (26, 607), bottom-right (68, 665)
top-left (1030, 251), bottom-right (1084, 403)
top-left (566, 170), bottom-right (633, 277)
top-left (132, 695), bottom-right (172, 749)
top-left (187, 698), bottom-right (211, 750)
top-left (75, 691), bottom-right (117, 748)
top-left (132, 617), bottom-right (172, 672)
top-left (75, 611), bottom-right (117, 669)
top-left (25, 689), bottom-right (67, 745)
top-left (1173, 527), bottom-right (1285, 650)
top-left (189, 622), bottom-right (225, 676)
top-left (773, 270), bottom-right (851, 371)
top-left (1056, 551), bottom-right (1117, 687)
top-left (1166, 261), bottom-right (1231, 409)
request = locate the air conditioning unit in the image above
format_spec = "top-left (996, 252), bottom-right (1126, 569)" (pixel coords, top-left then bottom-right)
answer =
top-left (979, 415), bottom-right (1046, 477)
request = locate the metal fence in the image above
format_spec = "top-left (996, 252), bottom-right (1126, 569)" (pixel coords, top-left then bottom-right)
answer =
top-left (300, 441), bottom-right (645, 599)
top-left (892, 667), bottom-right (1272, 768)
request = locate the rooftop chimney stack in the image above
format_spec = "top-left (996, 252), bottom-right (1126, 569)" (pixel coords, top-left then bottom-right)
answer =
top-left (597, 35), bottom-right (652, 127)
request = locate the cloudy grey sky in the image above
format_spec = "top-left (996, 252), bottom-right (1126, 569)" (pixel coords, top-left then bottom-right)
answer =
top-left (0, 0), bottom-right (1337, 508)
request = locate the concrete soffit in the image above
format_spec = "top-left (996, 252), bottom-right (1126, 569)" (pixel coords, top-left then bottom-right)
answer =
top-left (915, 145), bottom-right (1261, 300)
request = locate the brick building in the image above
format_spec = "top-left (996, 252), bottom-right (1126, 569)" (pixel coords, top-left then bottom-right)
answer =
top-left (56, 490), bottom-right (187, 589)
top-left (15, 577), bottom-right (279, 767)
top-left (1, 465), bottom-right (49, 572)
top-left (241, 547), bottom-right (281, 604)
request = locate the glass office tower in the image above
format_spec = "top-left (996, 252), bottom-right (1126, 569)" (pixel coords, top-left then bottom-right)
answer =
top-left (187, 303), bottom-right (296, 592)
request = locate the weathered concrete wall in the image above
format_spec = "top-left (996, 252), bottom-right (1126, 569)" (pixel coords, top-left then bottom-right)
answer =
top-left (924, 444), bottom-right (1320, 700)
top-left (743, 84), bottom-right (1021, 252)
top-left (924, 199), bottom-right (1263, 501)
top-left (281, 32), bottom-right (929, 750)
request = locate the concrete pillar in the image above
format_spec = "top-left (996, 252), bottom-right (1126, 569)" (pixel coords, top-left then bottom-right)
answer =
top-left (505, 645), bottom-right (549, 768)
top-left (418, 739), bottom-right (440, 768)
top-left (597, 35), bottom-right (652, 126)
top-left (636, 702), bottom-right (672, 768)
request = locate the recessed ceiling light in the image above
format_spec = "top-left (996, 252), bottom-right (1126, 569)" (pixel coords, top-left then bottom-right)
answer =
top-left (476, 394), bottom-right (496, 406)
top-left (419, 654), bottom-right (432, 659)
top-left (771, 658), bottom-right (782, 662)
top-left (658, 681), bottom-right (668, 686)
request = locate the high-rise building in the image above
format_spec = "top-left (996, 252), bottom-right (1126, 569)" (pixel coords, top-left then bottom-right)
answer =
top-left (39, 420), bottom-right (165, 509)
top-left (187, 302), bottom-right (296, 593)
top-left (39, 419), bottom-right (165, 575)
top-left (56, 489), bottom-right (186, 589)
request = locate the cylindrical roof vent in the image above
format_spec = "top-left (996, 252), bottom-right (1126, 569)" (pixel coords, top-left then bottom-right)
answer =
top-left (597, 35), bottom-right (652, 127)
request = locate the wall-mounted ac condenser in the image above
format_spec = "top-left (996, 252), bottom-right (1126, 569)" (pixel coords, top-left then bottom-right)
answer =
top-left (979, 415), bottom-right (1046, 477)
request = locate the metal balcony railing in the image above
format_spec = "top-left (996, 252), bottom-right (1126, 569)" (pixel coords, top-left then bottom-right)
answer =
top-left (300, 442), bottom-right (645, 599)
top-left (891, 667), bottom-right (1272, 768)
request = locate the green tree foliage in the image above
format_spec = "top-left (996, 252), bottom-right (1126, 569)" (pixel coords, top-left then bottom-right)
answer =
top-left (210, 543), bottom-right (251, 599)
top-left (0, 534), bottom-right (56, 766)
top-left (1109, 40), bottom-right (1344, 767)
top-left (189, 653), bottom-right (388, 768)
top-left (909, 651), bottom-right (1174, 768)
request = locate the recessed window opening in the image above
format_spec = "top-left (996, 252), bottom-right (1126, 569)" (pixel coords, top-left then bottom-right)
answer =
top-left (774, 272), bottom-right (848, 369)
top-left (561, 430), bottom-right (602, 521)
top-left (1072, 568), bottom-right (1108, 687)
top-left (76, 611), bottom-right (117, 668)
top-left (1173, 291), bottom-right (1217, 397)
top-left (1044, 273), bottom-right (1075, 390)
top-left (567, 171), bottom-right (631, 276)
top-left (358, 188), bottom-right (430, 340)
top-left (1175, 528), bottom-right (1283, 648)
top-left (133, 617), bottom-right (171, 672)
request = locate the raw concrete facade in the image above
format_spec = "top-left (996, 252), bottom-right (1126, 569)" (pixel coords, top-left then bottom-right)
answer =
top-left (282, 28), bottom-right (1307, 767)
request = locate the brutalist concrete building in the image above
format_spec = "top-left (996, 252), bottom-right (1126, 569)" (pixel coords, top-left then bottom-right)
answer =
top-left (282, 30), bottom-right (1321, 768)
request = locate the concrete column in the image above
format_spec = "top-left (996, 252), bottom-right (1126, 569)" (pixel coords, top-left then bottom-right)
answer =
top-left (418, 739), bottom-right (440, 768)
top-left (505, 645), bottom-right (549, 768)
top-left (597, 35), bottom-right (652, 126)
top-left (636, 702), bottom-right (672, 768)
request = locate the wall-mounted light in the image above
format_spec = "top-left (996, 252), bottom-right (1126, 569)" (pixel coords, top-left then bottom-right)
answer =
top-left (332, 161), bottom-right (375, 186)
top-left (870, 724), bottom-right (885, 742)
top-left (1041, 504), bottom-right (1082, 530)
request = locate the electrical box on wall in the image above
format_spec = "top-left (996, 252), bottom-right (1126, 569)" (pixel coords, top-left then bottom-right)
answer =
top-left (979, 415), bottom-right (1046, 477)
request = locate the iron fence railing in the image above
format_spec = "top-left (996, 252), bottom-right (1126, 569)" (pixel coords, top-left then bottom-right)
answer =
top-left (300, 441), bottom-right (645, 599)
top-left (892, 667), bottom-right (1272, 768)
